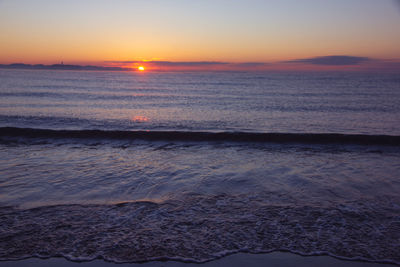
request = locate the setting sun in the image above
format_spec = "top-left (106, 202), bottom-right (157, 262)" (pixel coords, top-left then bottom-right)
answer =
top-left (138, 66), bottom-right (145, 71)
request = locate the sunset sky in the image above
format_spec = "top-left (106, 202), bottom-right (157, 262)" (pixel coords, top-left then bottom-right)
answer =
top-left (0, 0), bottom-right (399, 71)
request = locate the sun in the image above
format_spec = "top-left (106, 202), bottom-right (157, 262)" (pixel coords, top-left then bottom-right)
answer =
top-left (138, 66), bottom-right (145, 71)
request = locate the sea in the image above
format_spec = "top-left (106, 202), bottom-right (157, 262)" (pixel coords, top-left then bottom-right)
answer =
top-left (0, 69), bottom-right (399, 264)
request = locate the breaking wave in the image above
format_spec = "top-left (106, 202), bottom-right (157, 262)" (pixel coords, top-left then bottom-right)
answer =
top-left (1, 127), bottom-right (400, 146)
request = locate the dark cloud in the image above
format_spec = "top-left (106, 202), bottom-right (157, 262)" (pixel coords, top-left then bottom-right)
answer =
top-left (284, 55), bottom-right (372, 66)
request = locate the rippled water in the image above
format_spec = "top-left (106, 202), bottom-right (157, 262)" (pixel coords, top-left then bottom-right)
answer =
top-left (0, 69), bottom-right (399, 264)
top-left (1, 69), bottom-right (399, 134)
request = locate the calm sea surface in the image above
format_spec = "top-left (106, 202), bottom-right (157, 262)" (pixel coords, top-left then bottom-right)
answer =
top-left (0, 69), bottom-right (399, 264)
top-left (1, 69), bottom-right (399, 134)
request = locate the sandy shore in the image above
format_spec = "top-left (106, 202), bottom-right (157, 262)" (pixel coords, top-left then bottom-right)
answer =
top-left (0, 252), bottom-right (393, 267)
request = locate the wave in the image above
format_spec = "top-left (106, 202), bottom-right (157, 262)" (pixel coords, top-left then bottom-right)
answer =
top-left (0, 195), bottom-right (399, 265)
top-left (1, 127), bottom-right (400, 146)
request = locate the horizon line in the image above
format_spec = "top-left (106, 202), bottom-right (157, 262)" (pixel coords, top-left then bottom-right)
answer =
top-left (1, 55), bottom-right (400, 73)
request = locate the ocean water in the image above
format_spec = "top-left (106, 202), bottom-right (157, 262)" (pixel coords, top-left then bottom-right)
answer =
top-left (0, 69), bottom-right (399, 264)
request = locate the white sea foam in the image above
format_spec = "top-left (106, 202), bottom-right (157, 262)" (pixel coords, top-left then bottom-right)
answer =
top-left (0, 195), bottom-right (399, 264)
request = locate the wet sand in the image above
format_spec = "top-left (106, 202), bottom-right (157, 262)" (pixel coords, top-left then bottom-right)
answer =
top-left (0, 252), bottom-right (394, 267)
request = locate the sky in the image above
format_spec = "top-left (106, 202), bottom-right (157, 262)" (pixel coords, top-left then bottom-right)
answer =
top-left (0, 0), bottom-right (399, 71)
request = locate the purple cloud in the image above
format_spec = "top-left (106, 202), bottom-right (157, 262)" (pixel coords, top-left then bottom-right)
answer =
top-left (284, 55), bottom-right (372, 66)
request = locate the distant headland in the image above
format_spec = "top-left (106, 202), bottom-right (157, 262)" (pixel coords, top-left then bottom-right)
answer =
top-left (0, 63), bottom-right (130, 71)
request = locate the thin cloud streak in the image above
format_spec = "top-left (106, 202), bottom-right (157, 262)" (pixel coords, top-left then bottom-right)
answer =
top-left (108, 56), bottom-right (372, 68)
top-left (106, 60), bottom-right (229, 67)
top-left (105, 60), bottom-right (271, 71)
top-left (103, 56), bottom-right (399, 72)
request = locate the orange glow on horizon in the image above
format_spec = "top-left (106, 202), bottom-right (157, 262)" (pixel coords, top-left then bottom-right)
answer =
top-left (138, 66), bottom-right (145, 71)
top-left (132, 116), bottom-right (149, 122)
top-left (1, 1), bottom-right (399, 67)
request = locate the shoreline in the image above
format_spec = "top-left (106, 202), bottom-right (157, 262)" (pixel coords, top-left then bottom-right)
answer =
top-left (0, 252), bottom-right (396, 267)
